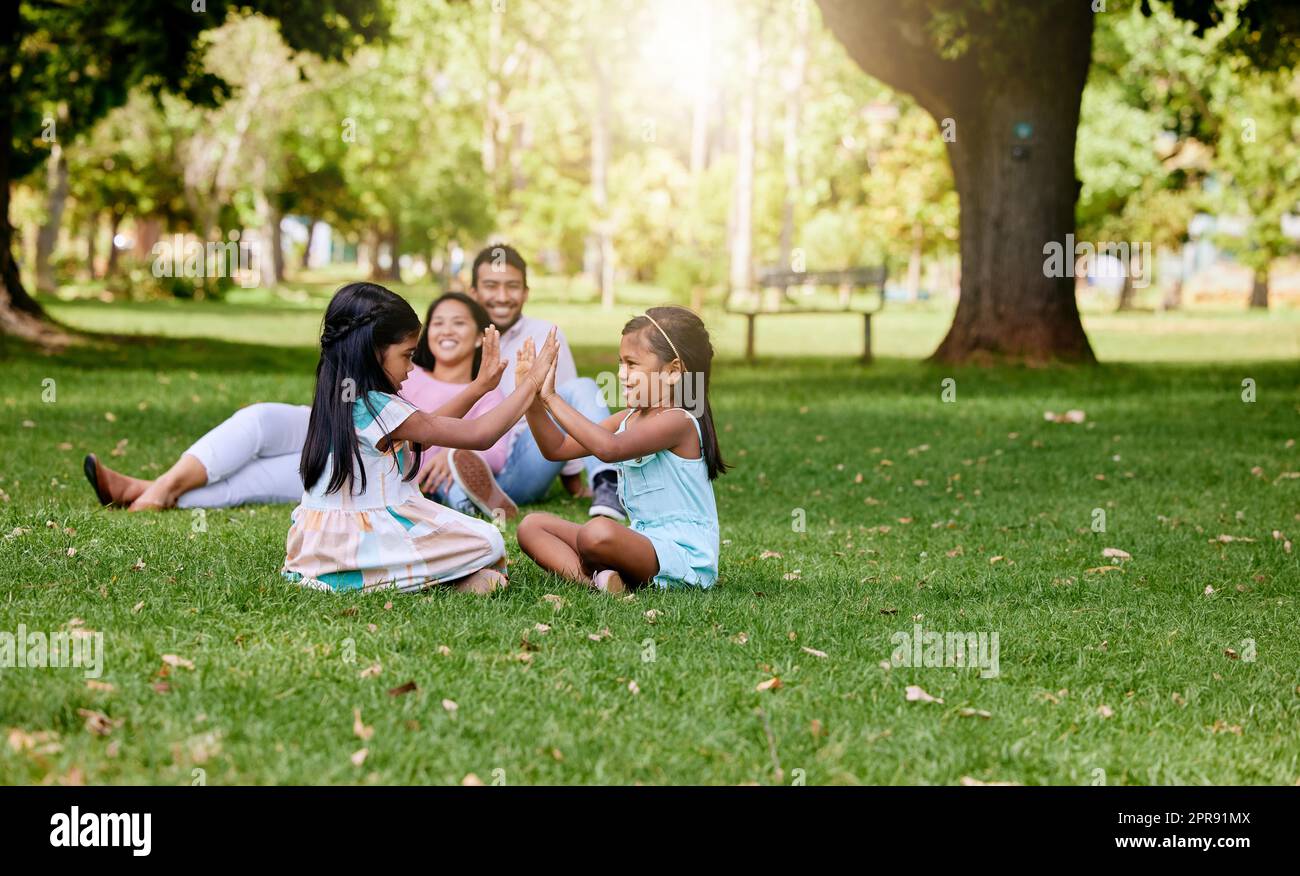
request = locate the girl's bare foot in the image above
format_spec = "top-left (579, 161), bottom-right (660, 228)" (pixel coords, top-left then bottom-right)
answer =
top-left (83, 454), bottom-right (151, 507)
top-left (452, 568), bottom-right (509, 595)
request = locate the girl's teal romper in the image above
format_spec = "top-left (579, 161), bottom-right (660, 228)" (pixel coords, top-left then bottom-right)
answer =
top-left (614, 407), bottom-right (720, 589)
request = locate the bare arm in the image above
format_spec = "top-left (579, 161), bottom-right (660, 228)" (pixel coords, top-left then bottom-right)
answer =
top-left (423, 324), bottom-right (507, 419)
top-left (540, 394), bottom-right (694, 463)
top-left (390, 327), bottom-right (557, 451)
top-left (526, 402), bottom-right (624, 461)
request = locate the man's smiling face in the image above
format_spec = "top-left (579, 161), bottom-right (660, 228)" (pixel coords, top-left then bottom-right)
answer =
top-left (472, 262), bottom-right (528, 331)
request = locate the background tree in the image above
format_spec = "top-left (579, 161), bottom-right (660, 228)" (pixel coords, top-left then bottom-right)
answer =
top-left (1210, 65), bottom-right (1300, 308)
top-left (1, 0), bottom-right (387, 341)
top-left (814, 0), bottom-right (1300, 363)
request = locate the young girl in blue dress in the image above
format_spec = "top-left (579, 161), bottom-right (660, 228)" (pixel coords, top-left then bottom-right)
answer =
top-left (516, 306), bottom-right (728, 593)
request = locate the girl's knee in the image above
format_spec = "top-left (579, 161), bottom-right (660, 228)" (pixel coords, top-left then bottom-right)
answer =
top-left (576, 517), bottom-right (620, 557)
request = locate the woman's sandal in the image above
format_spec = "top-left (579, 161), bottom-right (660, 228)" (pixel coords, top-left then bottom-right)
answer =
top-left (82, 454), bottom-right (115, 507)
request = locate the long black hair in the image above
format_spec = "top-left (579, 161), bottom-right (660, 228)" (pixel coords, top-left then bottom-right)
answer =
top-left (622, 305), bottom-right (729, 480)
top-left (411, 292), bottom-right (492, 377)
top-left (300, 282), bottom-right (423, 496)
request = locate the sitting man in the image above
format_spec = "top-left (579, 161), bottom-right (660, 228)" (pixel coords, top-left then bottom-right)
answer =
top-left (455, 243), bottom-right (624, 520)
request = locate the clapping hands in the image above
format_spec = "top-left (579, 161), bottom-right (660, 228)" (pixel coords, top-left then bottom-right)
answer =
top-left (515, 327), bottom-right (559, 402)
top-left (471, 325), bottom-right (506, 393)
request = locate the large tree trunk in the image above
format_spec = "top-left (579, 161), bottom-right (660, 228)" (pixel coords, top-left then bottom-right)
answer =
top-left (0, 8), bottom-right (67, 346)
top-left (1249, 267), bottom-right (1269, 309)
top-left (817, 0), bottom-right (1096, 364)
top-left (35, 141), bottom-right (69, 293)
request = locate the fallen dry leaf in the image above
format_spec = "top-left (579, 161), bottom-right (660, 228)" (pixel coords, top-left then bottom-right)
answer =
top-left (352, 708), bottom-right (373, 741)
top-left (533, 623), bottom-right (551, 634)
top-left (759, 550), bottom-right (782, 560)
top-left (958, 708), bottom-right (992, 719)
top-left (801, 646), bottom-right (828, 659)
top-left (85, 680), bottom-right (114, 693)
top-left (387, 681), bottom-right (418, 697)
top-left (756, 677), bottom-right (782, 693)
top-left (462, 773), bottom-right (485, 786)
top-left (161, 654), bottom-right (194, 671)
top-left (442, 699), bottom-right (458, 713)
top-left (1102, 547), bottom-right (1131, 560)
top-left (627, 680), bottom-right (640, 695)
top-left (350, 748), bottom-right (368, 767)
top-left (77, 709), bottom-right (122, 736)
top-left (1097, 704), bottom-right (1114, 719)
top-left (359, 662), bottom-right (382, 679)
top-left (905, 685), bottom-right (943, 704)
top-left (588, 628), bottom-right (612, 642)
top-left (7, 729), bottom-right (62, 756)
top-left (959, 776), bottom-right (1021, 786)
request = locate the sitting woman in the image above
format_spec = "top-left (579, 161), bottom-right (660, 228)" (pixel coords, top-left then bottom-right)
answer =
top-left (83, 293), bottom-right (516, 520)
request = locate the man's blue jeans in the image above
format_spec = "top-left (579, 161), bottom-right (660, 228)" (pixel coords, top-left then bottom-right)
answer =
top-left (438, 377), bottom-right (614, 513)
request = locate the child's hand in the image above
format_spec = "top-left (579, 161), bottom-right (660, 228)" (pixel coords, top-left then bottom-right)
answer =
top-left (472, 325), bottom-right (506, 392)
top-left (540, 355), bottom-right (558, 402)
top-left (417, 449), bottom-right (452, 495)
top-left (514, 336), bottom-right (536, 390)
top-left (524, 327), bottom-right (559, 395)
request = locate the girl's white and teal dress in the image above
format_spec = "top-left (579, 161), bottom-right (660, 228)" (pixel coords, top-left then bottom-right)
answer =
top-left (283, 391), bottom-right (506, 593)
top-left (614, 407), bottom-right (720, 589)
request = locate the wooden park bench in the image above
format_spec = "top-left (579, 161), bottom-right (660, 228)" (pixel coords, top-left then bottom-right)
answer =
top-left (725, 266), bottom-right (888, 363)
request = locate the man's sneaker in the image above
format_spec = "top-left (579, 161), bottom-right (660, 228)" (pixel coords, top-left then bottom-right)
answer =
top-left (447, 449), bottom-right (518, 522)
top-left (588, 471), bottom-right (626, 521)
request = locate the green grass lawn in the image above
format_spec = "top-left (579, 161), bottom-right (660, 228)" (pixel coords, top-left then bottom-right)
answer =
top-left (2, 297), bottom-right (1298, 785)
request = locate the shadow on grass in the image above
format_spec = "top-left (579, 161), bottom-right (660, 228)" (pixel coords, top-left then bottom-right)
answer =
top-left (6, 329), bottom-right (1297, 401)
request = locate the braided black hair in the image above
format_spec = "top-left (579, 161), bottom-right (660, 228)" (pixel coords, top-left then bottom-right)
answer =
top-left (301, 283), bottom-right (424, 496)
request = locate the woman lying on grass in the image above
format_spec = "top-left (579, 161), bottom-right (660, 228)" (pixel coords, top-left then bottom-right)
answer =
top-left (516, 306), bottom-right (727, 593)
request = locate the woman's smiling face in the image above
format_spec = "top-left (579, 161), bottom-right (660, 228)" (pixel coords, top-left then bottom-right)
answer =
top-left (425, 298), bottom-right (480, 368)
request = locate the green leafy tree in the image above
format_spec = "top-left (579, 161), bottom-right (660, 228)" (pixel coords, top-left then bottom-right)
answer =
top-left (814, 0), bottom-right (1300, 363)
top-left (2, 0), bottom-right (387, 341)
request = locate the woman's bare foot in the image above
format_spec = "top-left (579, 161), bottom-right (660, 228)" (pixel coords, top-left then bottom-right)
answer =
top-left (83, 454), bottom-right (151, 507)
top-left (127, 453), bottom-right (209, 511)
top-left (452, 568), bottom-right (509, 595)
